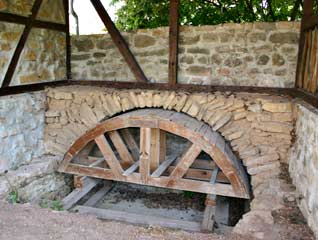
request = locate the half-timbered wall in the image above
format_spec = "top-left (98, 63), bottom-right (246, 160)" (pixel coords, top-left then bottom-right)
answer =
top-left (72, 22), bottom-right (300, 87)
top-left (0, 0), bottom-right (66, 86)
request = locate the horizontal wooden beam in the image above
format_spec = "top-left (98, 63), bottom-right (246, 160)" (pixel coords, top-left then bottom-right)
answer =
top-left (0, 12), bottom-right (67, 32)
top-left (0, 80), bottom-right (317, 110)
top-left (66, 80), bottom-right (294, 95)
top-left (64, 164), bottom-right (245, 198)
top-left (0, 80), bottom-right (68, 97)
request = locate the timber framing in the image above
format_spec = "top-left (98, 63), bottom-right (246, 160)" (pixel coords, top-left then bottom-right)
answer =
top-left (168, 0), bottom-right (180, 85)
top-left (0, 12), bottom-right (67, 32)
top-left (0, 0), bottom-right (317, 110)
top-left (90, 0), bottom-right (148, 83)
top-left (1, 0), bottom-right (44, 88)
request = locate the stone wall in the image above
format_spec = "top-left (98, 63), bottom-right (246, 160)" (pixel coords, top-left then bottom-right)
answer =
top-left (45, 85), bottom-right (295, 238)
top-left (72, 22), bottom-right (299, 87)
top-left (0, 92), bottom-right (69, 202)
top-left (0, 0), bottom-right (66, 86)
top-left (289, 102), bottom-right (318, 237)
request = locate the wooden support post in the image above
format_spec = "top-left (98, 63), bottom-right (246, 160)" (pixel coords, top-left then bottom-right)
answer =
top-left (202, 168), bottom-right (219, 232)
top-left (1, 0), bottom-right (43, 88)
top-left (63, 0), bottom-right (72, 80)
top-left (150, 129), bottom-right (166, 172)
top-left (296, 0), bottom-right (314, 88)
top-left (90, 0), bottom-right (148, 83)
top-left (168, 0), bottom-right (180, 85)
top-left (139, 128), bottom-right (151, 183)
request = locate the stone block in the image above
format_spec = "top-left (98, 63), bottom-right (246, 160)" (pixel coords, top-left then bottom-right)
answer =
top-left (262, 102), bottom-right (292, 113)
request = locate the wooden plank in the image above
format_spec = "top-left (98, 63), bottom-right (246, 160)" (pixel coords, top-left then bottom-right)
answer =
top-left (90, 0), bottom-right (148, 83)
top-left (202, 168), bottom-right (219, 232)
top-left (75, 206), bottom-right (202, 232)
top-left (123, 161), bottom-right (139, 176)
top-left (95, 135), bottom-right (124, 179)
top-left (62, 177), bottom-right (100, 210)
top-left (165, 166), bottom-right (229, 183)
top-left (1, 0), bottom-right (43, 88)
top-left (108, 130), bottom-right (135, 166)
top-left (120, 129), bottom-right (140, 161)
top-left (83, 181), bottom-right (114, 207)
top-left (0, 12), bottom-right (67, 32)
top-left (64, 164), bottom-right (245, 198)
top-left (168, 0), bottom-right (180, 85)
top-left (151, 156), bottom-right (178, 178)
top-left (167, 144), bottom-right (202, 187)
top-left (63, 0), bottom-right (72, 80)
top-left (139, 128), bottom-right (151, 183)
top-left (150, 129), bottom-right (166, 172)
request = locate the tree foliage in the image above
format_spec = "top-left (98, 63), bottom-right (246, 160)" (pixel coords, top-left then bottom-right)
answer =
top-left (110, 0), bottom-right (303, 31)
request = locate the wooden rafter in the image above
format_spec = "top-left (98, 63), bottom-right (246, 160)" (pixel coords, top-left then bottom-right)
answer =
top-left (90, 0), bottom-right (148, 83)
top-left (139, 128), bottom-right (151, 183)
top-left (168, 0), bottom-right (180, 85)
top-left (1, 0), bottom-right (43, 88)
top-left (120, 129), bottom-right (140, 161)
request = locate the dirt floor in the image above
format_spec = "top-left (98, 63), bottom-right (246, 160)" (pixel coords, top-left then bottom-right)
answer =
top-left (0, 199), bottom-right (316, 240)
top-left (0, 201), bottom-right (253, 240)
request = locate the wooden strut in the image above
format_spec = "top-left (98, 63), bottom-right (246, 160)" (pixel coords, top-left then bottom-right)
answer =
top-left (1, 0), bottom-right (44, 88)
top-left (168, 0), bottom-right (180, 85)
top-left (90, 0), bottom-right (148, 83)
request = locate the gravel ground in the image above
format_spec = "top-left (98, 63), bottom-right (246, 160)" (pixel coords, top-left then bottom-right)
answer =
top-left (0, 201), bottom-right (253, 240)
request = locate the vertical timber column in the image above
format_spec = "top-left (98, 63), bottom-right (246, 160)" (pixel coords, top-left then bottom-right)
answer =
top-left (140, 128), bottom-right (151, 183)
top-left (150, 129), bottom-right (166, 173)
top-left (168, 0), bottom-right (180, 85)
top-left (63, 0), bottom-right (72, 80)
top-left (296, 0), bottom-right (314, 88)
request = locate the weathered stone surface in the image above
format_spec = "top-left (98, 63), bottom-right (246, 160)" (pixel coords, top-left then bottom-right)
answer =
top-left (262, 102), bottom-right (292, 113)
top-left (269, 32), bottom-right (299, 44)
top-left (134, 35), bottom-right (156, 48)
top-left (289, 103), bottom-right (318, 237)
top-left (69, 22), bottom-right (299, 87)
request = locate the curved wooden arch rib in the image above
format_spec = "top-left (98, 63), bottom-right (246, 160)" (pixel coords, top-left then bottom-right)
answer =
top-left (59, 109), bottom-right (251, 199)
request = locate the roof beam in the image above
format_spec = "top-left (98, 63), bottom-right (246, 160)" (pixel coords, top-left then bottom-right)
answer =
top-left (168, 0), bottom-right (180, 85)
top-left (1, 0), bottom-right (43, 88)
top-left (90, 0), bottom-right (148, 83)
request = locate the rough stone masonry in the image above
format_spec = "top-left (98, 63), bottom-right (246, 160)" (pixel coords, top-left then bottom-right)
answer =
top-left (45, 85), bottom-right (296, 238)
top-left (72, 22), bottom-right (299, 88)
